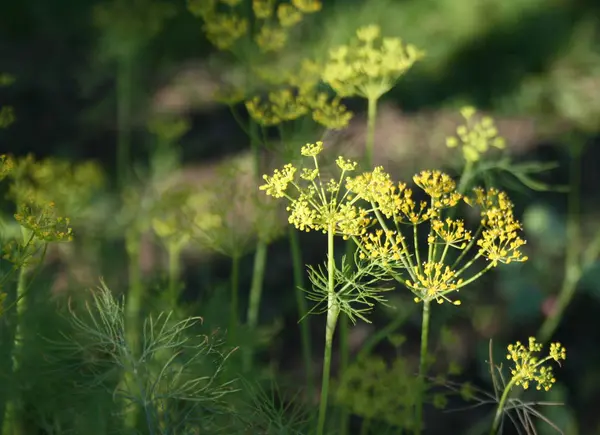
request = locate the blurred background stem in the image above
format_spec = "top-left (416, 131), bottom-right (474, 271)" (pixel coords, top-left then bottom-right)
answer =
top-left (116, 56), bottom-right (134, 189)
top-left (289, 226), bottom-right (314, 399)
top-left (536, 137), bottom-right (584, 344)
top-left (244, 238), bottom-right (268, 371)
top-left (124, 231), bottom-right (143, 431)
top-left (229, 254), bottom-right (240, 342)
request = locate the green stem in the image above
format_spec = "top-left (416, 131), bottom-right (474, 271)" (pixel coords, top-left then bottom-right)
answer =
top-left (536, 144), bottom-right (582, 344)
top-left (244, 238), bottom-right (268, 371)
top-left (317, 226), bottom-right (340, 435)
top-left (124, 232), bottom-right (144, 431)
top-left (289, 227), bottom-right (314, 399)
top-left (457, 160), bottom-right (474, 195)
top-left (489, 378), bottom-right (517, 435)
top-left (339, 240), bottom-right (356, 435)
top-left (414, 301), bottom-right (431, 435)
top-left (365, 97), bottom-right (378, 169)
top-left (1, 256), bottom-right (28, 435)
top-left (230, 254), bottom-right (240, 342)
top-left (167, 243), bottom-right (181, 307)
top-left (116, 56), bottom-right (134, 189)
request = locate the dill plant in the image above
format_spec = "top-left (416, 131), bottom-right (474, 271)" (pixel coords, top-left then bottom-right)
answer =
top-left (0, 154), bottom-right (106, 434)
top-left (49, 281), bottom-right (238, 435)
top-left (187, 0), bottom-right (354, 388)
top-left (489, 338), bottom-right (566, 434)
top-left (260, 133), bottom-right (534, 434)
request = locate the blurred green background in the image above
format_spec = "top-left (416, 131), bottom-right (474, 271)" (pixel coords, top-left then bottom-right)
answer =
top-left (1, 0), bottom-right (600, 433)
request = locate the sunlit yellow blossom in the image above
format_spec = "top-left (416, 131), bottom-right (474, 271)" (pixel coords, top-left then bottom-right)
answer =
top-left (203, 13), bottom-right (248, 50)
top-left (356, 24), bottom-right (380, 43)
top-left (301, 141), bottom-right (324, 157)
top-left (255, 25), bottom-right (288, 52)
top-left (413, 170), bottom-right (462, 209)
top-left (322, 24), bottom-right (424, 100)
top-left (477, 209), bottom-right (528, 266)
top-left (395, 188), bottom-right (434, 225)
top-left (259, 163), bottom-right (296, 198)
top-left (260, 142), bottom-right (367, 239)
top-left (253, 0), bottom-right (274, 19)
top-left (346, 167), bottom-right (396, 213)
top-left (405, 262), bottom-right (462, 305)
top-left (431, 218), bottom-right (471, 249)
top-left (277, 3), bottom-right (303, 27)
top-left (245, 89), bottom-right (309, 126)
top-left (291, 0), bottom-right (321, 13)
top-left (506, 337), bottom-right (566, 391)
top-left (446, 107), bottom-right (506, 162)
top-left (336, 156), bottom-right (357, 172)
top-left (14, 201), bottom-right (73, 243)
top-left (466, 187), bottom-right (528, 266)
top-left (467, 187), bottom-right (513, 213)
top-left (309, 93), bottom-right (353, 130)
top-left (359, 229), bottom-right (405, 266)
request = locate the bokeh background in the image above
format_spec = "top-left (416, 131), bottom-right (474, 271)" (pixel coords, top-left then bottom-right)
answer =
top-left (1, 0), bottom-right (600, 433)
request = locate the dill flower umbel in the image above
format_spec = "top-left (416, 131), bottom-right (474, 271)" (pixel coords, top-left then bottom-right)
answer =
top-left (322, 24), bottom-right (424, 101)
top-left (260, 141), bottom-right (369, 239)
top-left (506, 337), bottom-right (566, 391)
top-left (346, 168), bottom-right (528, 305)
top-left (445, 107), bottom-right (506, 162)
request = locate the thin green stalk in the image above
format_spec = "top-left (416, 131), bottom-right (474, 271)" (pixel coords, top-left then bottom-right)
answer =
top-left (536, 147), bottom-right (582, 344)
top-left (339, 241), bottom-right (355, 435)
top-left (1, 259), bottom-right (28, 435)
top-left (289, 226), bottom-right (314, 399)
top-left (489, 378), bottom-right (517, 435)
top-left (456, 160), bottom-right (474, 195)
top-left (0, 234), bottom-right (47, 434)
top-left (230, 254), bottom-right (240, 342)
top-left (125, 234), bottom-right (144, 353)
top-left (244, 238), bottom-right (268, 371)
top-left (365, 97), bottom-right (378, 170)
top-left (116, 56), bottom-right (134, 189)
top-left (124, 233), bottom-right (144, 431)
top-left (167, 243), bottom-right (181, 307)
top-left (317, 226), bottom-right (340, 435)
top-left (414, 301), bottom-right (431, 435)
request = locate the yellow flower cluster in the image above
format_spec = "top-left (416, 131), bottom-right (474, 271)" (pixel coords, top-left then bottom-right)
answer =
top-left (260, 141), bottom-right (370, 239)
top-left (469, 187), bottom-right (529, 266)
top-left (6, 155), bottom-right (105, 221)
top-left (189, 0), bottom-right (321, 53)
top-left (445, 106), bottom-right (506, 162)
top-left (405, 262), bottom-right (463, 305)
top-left (261, 142), bottom-right (529, 306)
top-left (346, 168), bottom-right (527, 305)
top-left (246, 59), bottom-right (354, 130)
top-left (506, 337), bottom-right (566, 391)
top-left (0, 154), bottom-right (14, 181)
top-left (322, 24), bottom-right (424, 100)
top-left (14, 201), bottom-right (73, 243)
